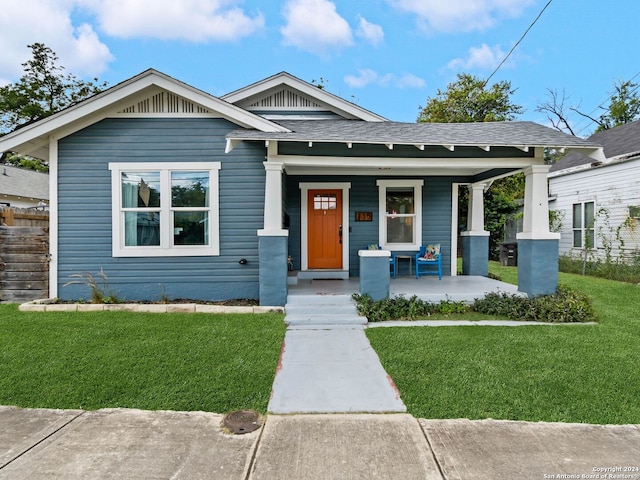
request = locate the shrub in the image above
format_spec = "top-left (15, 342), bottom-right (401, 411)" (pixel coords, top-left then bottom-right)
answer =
top-left (472, 285), bottom-right (596, 323)
top-left (351, 293), bottom-right (467, 322)
top-left (559, 253), bottom-right (640, 284)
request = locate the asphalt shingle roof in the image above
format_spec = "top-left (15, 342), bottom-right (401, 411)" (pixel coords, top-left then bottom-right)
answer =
top-left (227, 120), bottom-right (602, 149)
top-left (550, 120), bottom-right (640, 172)
top-left (0, 164), bottom-right (49, 201)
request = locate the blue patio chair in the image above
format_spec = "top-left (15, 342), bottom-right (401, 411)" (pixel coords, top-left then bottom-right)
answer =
top-left (368, 244), bottom-right (396, 278)
top-left (415, 244), bottom-right (442, 280)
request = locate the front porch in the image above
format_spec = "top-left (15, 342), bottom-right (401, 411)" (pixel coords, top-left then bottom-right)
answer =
top-left (288, 275), bottom-right (518, 303)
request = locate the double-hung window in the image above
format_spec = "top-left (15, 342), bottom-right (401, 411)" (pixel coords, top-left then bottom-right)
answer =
top-left (377, 179), bottom-right (423, 250)
top-left (109, 162), bottom-right (220, 257)
top-left (572, 201), bottom-right (595, 249)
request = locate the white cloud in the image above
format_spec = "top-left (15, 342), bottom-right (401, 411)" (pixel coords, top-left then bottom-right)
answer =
top-left (345, 69), bottom-right (425, 89)
top-left (447, 43), bottom-right (507, 71)
top-left (345, 69), bottom-right (379, 88)
top-left (86, 0), bottom-right (264, 42)
top-left (356, 16), bottom-right (384, 46)
top-left (0, 0), bottom-right (113, 82)
top-left (387, 0), bottom-right (534, 33)
top-left (280, 0), bottom-right (353, 54)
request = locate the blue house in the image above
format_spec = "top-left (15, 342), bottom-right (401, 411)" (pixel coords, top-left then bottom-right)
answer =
top-left (0, 70), bottom-right (603, 305)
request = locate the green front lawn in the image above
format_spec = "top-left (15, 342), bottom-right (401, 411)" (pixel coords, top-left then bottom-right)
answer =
top-left (367, 262), bottom-right (640, 424)
top-left (0, 307), bottom-right (285, 413)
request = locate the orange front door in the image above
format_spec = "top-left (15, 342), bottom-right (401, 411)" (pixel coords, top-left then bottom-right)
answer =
top-left (308, 190), bottom-right (343, 269)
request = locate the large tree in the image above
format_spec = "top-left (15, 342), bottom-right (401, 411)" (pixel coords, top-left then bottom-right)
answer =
top-left (417, 73), bottom-right (523, 123)
top-left (0, 43), bottom-right (107, 135)
top-left (418, 73), bottom-right (525, 259)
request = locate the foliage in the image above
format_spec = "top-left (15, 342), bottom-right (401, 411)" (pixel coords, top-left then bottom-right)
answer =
top-left (559, 252), bottom-right (640, 284)
top-left (472, 285), bottom-right (596, 323)
top-left (0, 43), bottom-right (107, 135)
top-left (0, 305), bottom-right (285, 413)
top-left (417, 73), bottom-right (523, 123)
top-left (537, 80), bottom-right (640, 135)
top-left (352, 293), bottom-right (468, 322)
top-left (485, 174), bottom-right (525, 259)
top-left (63, 268), bottom-right (120, 304)
top-left (353, 283), bottom-right (596, 324)
top-left (0, 152), bottom-right (49, 172)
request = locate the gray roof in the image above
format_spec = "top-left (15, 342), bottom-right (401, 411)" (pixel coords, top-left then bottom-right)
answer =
top-left (550, 120), bottom-right (640, 172)
top-left (227, 120), bottom-right (603, 149)
top-left (0, 164), bottom-right (49, 201)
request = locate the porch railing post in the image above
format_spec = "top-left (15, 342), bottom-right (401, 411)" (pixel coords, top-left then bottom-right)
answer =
top-left (358, 249), bottom-right (390, 301)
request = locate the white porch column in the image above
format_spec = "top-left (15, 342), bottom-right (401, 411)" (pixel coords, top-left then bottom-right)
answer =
top-left (517, 165), bottom-right (560, 240)
top-left (258, 161), bottom-right (288, 236)
top-left (517, 165), bottom-right (561, 297)
top-left (467, 182), bottom-right (490, 235)
top-left (461, 182), bottom-right (490, 276)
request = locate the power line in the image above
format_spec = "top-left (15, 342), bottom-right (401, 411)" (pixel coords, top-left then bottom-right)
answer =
top-left (485, 0), bottom-right (554, 85)
top-left (574, 70), bottom-right (640, 135)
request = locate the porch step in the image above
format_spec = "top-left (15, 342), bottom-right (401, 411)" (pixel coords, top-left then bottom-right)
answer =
top-left (284, 294), bottom-right (366, 327)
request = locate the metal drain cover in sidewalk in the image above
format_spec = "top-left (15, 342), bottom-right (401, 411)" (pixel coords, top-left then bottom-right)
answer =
top-left (222, 410), bottom-right (262, 434)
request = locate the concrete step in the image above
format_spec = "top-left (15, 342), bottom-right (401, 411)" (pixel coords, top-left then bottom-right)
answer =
top-left (286, 294), bottom-right (354, 306)
top-left (284, 313), bottom-right (367, 326)
top-left (285, 304), bottom-right (358, 316)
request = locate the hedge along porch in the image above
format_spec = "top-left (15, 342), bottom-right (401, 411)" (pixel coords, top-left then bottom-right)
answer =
top-left (227, 120), bottom-right (605, 303)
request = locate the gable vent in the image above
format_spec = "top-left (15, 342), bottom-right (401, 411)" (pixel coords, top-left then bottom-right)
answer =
top-left (248, 89), bottom-right (322, 109)
top-left (118, 90), bottom-right (211, 115)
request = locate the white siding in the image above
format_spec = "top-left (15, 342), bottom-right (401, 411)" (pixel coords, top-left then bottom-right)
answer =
top-left (549, 157), bottom-right (640, 261)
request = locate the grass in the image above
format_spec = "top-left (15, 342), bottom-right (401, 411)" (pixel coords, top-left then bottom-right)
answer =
top-left (0, 305), bottom-right (285, 413)
top-left (367, 262), bottom-right (640, 424)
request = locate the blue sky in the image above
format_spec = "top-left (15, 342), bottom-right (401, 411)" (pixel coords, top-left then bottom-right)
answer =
top-left (1, 0), bottom-right (638, 136)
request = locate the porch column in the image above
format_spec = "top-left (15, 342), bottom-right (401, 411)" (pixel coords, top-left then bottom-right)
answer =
top-left (359, 249), bottom-right (390, 301)
top-left (461, 182), bottom-right (490, 276)
top-left (258, 161), bottom-right (288, 306)
top-left (517, 165), bottom-right (560, 297)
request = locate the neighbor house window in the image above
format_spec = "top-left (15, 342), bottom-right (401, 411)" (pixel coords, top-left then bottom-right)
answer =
top-left (377, 179), bottom-right (423, 249)
top-left (109, 162), bottom-right (220, 257)
top-left (572, 201), bottom-right (595, 249)
top-left (629, 205), bottom-right (640, 219)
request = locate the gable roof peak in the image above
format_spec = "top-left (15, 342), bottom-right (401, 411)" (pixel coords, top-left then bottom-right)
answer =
top-left (221, 71), bottom-right (387, 122)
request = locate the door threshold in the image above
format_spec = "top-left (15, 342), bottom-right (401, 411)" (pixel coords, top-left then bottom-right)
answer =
top-left (297, 270), bottom-right (349, 280)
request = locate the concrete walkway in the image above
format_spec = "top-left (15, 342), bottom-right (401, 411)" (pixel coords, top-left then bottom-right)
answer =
top-left (2, 407), bottom-right (640, 479)
top-left (268, 291), bottom-right (406, 414)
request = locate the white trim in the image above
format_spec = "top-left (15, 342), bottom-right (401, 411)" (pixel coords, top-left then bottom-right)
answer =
top-left (108, 161), bottom-right (221, 257)
top-left (376, 179), bottom-right (423, 250)
top-left (358, 250), bottom-right (390, 257)
top-left (49, 137), bottom-right (59, 298)
top-left (451, 183), bottom-right (460, 277)
top-left (0, 70), bottom-right (290, 161)
top-left (300, 182), bottom-right (351, 272)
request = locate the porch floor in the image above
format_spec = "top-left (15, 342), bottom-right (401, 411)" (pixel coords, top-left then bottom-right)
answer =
top-left (288, 275), bottom-right (520, 303)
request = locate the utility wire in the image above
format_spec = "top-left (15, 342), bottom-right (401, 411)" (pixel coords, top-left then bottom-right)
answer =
top-left (485, 0), bottom-right (554, 85)
top-left (574, 70), bottom-right (640, 135)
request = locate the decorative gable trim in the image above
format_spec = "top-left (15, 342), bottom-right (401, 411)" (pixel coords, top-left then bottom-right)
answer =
top-left (245, 87), bottom-right (324, 110)
top-left (222, 72), bottom-right (387, 122)
top-left (117, 89), bottom-right (213, 115)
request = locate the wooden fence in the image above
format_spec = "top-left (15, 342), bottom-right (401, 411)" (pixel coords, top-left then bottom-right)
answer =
top-left (0, 208), bottom-right (50, 302)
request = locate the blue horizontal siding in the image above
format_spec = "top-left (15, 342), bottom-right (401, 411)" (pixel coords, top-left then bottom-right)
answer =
top-left (285, 175), bottom-right (455, 277)
top-left (57, 118), bottom-right (265, 302)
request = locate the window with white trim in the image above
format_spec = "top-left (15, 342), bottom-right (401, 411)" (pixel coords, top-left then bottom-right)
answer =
top-left (572, 201), bottom-right (595, 249)
top-left (377, 179), bottom-right (423, 250)
top-left (109, 162), bottom-right (220, 257)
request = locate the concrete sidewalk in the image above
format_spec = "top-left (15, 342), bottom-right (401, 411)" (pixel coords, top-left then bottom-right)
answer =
top-left (2, 406), bottom-right (640, 479)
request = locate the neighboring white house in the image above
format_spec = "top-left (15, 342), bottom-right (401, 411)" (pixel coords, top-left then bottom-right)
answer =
top-left (0, 164), bottom-right (49, 209)
top-left (548, 120), bottom-right (640, 262)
